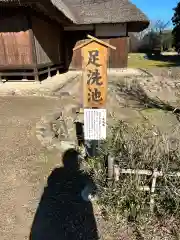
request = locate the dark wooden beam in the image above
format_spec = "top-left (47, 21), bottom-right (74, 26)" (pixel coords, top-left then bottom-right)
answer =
top-left (27, 14), bottom-right (39, 81)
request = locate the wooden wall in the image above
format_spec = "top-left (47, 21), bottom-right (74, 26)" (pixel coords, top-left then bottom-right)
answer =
top-left (108, 38), bottom-right (128, 68)
top-left (0, 13), bottom-right (32, 68)
top-left (31, 15), bottom-right (63, 67)
top-left (0, 7), bottom-right (128, 74)
top-left (64, 30), bottom-right (94, 70)
top-left (0, 7), bottom-right (64, 71)
top-left (69, 37), bottom-right (128, 69)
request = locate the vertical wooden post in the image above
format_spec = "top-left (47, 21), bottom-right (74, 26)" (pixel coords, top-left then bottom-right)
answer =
top-left (27, 15), bottom-right (39, 82)
top-left (57, 69), bottom-right (60, 75)
top-left (150, 169), bottom-right (158, 212)
top-left (34, 72), bottom-right (39, 82)
top-left (114, 164), bottom-right (120, 181)
top-left (48, 67), bottom-right (51, 78)
top-left (107, 155), bottom-right (114, 180)
top-left (73, 36), bottom-right (116, 159)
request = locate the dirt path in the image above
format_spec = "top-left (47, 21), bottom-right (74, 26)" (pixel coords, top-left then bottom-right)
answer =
top-left (0, 96), bottom-right (66, 240)
top-left (1, 69), bottom-right (179, 240)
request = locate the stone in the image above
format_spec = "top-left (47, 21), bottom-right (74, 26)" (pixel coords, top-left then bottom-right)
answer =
top-left (46, 145), bottom-right (55, 151)
top-left (54, 142), bottom-right (63, 151)
top-left (42, 136), bottom-right (54, 146)
top-left (36, 123), bottom-right (46, 130)
top-left (36, 124), bottom-right (49, 135)
top-left (42, 111), bottom-right (62, 123)
top-left (72, 107), bottom-right (78, 114)
top-left (42, 130), bottom-right (55, 139)
top-left (36, 134), bottom-right (44, 142)
top-left (60, 141), bottom-right (75, 151)
top-left (60, 92), bottom-right (70, 96)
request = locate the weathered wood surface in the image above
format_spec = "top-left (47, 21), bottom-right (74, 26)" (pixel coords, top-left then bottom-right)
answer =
top-left (0, 15), bottom-right (32, 67)
top-left (70, 37), bottom-right (128, 69)
top-left (82, 41), bottom-right (108, 108)
top-left (32, 15), bottom-right (63, 66)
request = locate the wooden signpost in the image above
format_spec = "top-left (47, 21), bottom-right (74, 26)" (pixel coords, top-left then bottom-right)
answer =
top-left (73, 35), bottom-right (116, 155)
top-left (74, 35), bottom-right (116, 109)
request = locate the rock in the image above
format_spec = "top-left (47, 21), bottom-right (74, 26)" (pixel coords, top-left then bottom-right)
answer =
top-left (46, 145), bottom-right (55, 151)
top-left (36, 123), bottom-right (46, 130)
top-left (72, 107), bottom-right (77, 114)
top-left (42, 130), bottom-right (55, 139)
top-left (60, 92), bottom-right (70, 96)
top-left (43, 111), bottom-right (62, 122)
top-left (36, 134), bottom-right (44, 142)
top-left (41, 136), bottom-right (54, 146)
top-left (53, 142), bottom-right (63, 151)
top-left (60, 141), bottom-right (76, 151)
top-left (36, 124), bottom-right (50, 133)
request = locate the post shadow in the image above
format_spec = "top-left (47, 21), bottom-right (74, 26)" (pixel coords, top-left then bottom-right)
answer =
top-left (29, 148), bottom-right (98, 240)
top-left (75, 121), bottom-right (99, 158)
top-left (75, 121), bottom-right (85, 147)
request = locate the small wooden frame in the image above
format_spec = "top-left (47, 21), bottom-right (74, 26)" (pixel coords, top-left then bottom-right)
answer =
top-left (112, 166), bottom-right (180, 212)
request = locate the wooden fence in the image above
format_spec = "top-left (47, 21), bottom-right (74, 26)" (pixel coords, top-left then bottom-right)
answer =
top-left (108, 156), bottom-right (180, 212)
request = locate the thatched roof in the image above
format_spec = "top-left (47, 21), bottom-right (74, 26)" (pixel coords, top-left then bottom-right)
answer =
top-left (0, 0), bottom-right (149, 32)
top-left (52, 0), bottom-right (149, 31)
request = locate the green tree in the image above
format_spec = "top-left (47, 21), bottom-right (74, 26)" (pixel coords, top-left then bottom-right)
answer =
top-left (162, 31), bottom-right (173, 51)
top-left (172, 2), bottom-right (180, 50)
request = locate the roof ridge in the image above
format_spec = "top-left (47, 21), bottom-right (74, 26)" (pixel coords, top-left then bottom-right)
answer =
top-left (51, 0), bottom-right (78, 23)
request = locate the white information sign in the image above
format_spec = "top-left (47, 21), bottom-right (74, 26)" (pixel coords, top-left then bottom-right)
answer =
top-left (84, 109), bottom-right (106, 140)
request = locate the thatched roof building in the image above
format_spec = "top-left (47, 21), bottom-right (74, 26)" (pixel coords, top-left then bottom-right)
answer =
top-left (0, 0), bottom-right (149, 31)
top-left (0, 0), bottom-right (149, 80)
top-left (53, 0), bottom-right (149, 31)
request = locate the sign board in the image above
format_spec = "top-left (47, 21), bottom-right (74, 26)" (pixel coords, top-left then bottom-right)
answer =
top-left (82, 41), bottom-right (108, 108)
top-left (84, 109), bottom-right (106, 140)
top-left (73, 35), bottom-right (116, 141)
top-left (73, 35), bottom-right (116, 109)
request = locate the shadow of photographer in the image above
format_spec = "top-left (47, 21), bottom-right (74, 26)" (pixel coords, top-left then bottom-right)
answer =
top-left (30, 148), bottom-right (98, 240)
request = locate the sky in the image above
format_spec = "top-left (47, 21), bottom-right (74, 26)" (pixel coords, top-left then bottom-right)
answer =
top-left (131, 0), bottom-right (179, 29)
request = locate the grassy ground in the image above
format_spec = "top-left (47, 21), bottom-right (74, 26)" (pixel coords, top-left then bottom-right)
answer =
top-left (128, 53), bottom-right (180, 68)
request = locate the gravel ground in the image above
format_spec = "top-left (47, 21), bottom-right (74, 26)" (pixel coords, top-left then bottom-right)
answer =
top-left (0, 96), bottom-right (62, 240)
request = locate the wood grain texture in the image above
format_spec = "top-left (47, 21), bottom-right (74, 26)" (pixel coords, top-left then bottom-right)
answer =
top-left (82, 41), bottom-right (108, 108)
top-left (0, 31), bottom-right (32, 66)
top-left (32, 15), bottom-right (62, 65)
top-left (0, 14), bottom-right (32, 66)
top-left (70, 37), bottom-right (128, 69)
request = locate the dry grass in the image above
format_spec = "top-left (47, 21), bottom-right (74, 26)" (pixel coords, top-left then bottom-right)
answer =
top-left (84, 121), bottom-right (180, 239)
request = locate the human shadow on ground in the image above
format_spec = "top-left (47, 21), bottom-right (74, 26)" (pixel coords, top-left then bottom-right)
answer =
top-left (29, 148), bottom-right (98, 240)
